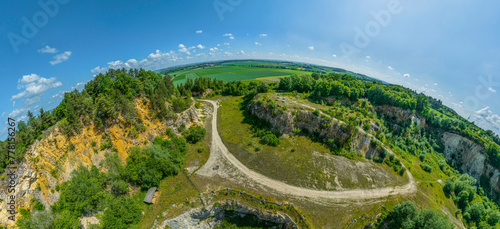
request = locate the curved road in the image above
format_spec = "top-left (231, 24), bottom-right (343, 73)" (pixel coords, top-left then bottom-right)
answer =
top-left (199, 99), bottom-right (416, 200)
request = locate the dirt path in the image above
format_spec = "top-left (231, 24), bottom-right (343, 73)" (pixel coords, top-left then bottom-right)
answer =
top-left (196, 99), bottom-right (416, 201)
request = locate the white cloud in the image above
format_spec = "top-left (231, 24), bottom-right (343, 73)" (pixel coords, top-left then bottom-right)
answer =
top-left (209, 47), bottom-right (219, 52)
top-left (38, 45), bottom-right (58, 54)
top-left (124, 59), bottom-right (139, 68)
top-left (434, 83), bottom-right (438, 86)
top-left (18, 73), bottom-right (40, 85)
top-left (91, 66), bottom-right (106, 74)
top-left (224, 43), bottom-right (230, 46)
top-left (388, 66), bottom-right (394, 70)
top-left (259, 34), bottom-right (268, 37)
top-left (474, 106), bottom-right (500, 135)
top-left (178, 44), bottom-right (191, 55)
top-left (11, 74), bottom-right (62, 106)
top-left (197, 44), bottom-right (205, 49)
top-left (366, 56), bottom-right (371, 59)
top-left (403, 73), bottom-right (410, 77)
top-left (50, 51), bottom-right (72, 65)
top-left (332, 54), bottom-right (337, 58)
top-left (255, 42), bottom-right (262, 46)
top-left (223, 33), bottom-right (235, 39)
top-left (8, 108), bottom-right (27, 119)
top-left (107, 60), bottom-right (124, 68)
top-left (488, 87), bottom-right (497, 93)
top-left (196, 30), bottom-right (203, 34)
top-left (308, 46), bottom-right (314, 50)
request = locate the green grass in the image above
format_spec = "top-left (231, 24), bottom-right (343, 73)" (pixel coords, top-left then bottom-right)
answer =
top-left (237, 70), bottom-right (293, 78)
top-left (205, 72), bottom-right (251, 82)
top-left (172, 65), bottom-right (311, 85)
top-left (173, 72), bottom-right (198, 85)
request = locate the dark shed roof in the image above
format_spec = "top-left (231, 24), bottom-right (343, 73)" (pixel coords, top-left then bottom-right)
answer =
top-left (144, 187), bottom-right (157, 204)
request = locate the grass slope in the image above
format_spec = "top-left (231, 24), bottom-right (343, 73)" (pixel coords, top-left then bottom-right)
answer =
top-left (217, 95), bottom-right (407, 191)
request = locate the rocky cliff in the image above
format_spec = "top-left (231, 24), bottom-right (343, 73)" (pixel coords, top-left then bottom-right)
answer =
top-left (442, 132), bottom-right (500, 204)
top-left (160, 200), bottom-right (298, 229)
top-left (249, 95), bottom-right (381, 158)
top-left (0, 99), bottom-right (204, 227)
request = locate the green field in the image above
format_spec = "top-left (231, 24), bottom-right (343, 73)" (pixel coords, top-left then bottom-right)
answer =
top-left (173, 72), bottom-right (198, 85)
top-left (172, 65), bottom-right (309, 85)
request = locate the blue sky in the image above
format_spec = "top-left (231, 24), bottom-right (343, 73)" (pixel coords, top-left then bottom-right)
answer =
top-left (1, 0), bottom-right (500, 138)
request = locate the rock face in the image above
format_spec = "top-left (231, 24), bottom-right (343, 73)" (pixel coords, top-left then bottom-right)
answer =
top-left (442, 132), bottom-right (500, 204)
top-left (160, 200), bottom-right (298, 229)
top-left (0, 100), bottom-right (204, 227)
top-left (249, 96), bottom-right (381, 157)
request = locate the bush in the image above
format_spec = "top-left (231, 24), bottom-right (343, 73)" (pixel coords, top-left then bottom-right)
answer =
top-left (313, 109), bottom-right (320, 116)
top-left (33, 199), bottom-right (45, 211)
top-left (102, 196), bottom-right (141, 229)
top-left (261, 134), bottom-right (280, 146)
top-left (52, 165), bottom-right (105, 215)
top-left (184, 125), bottom-right (206, 144)
top-left (379, 149), bottom-right (387, 159)
top-left (363, 122), bottom-right (371, 131)
top-left (419, 153), bottom-right (426, 162)
top-left (110, 180), bottom-right (129, 196)
top-left (421, 164), bottom-right (433, 173)
top-left (126, 136), bottom-right (186, 189)
top-left (386, 201), bottom-right (453, 229)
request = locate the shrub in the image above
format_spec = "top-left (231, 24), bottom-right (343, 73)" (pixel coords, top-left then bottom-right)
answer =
top-left (399, 167), bottom-right (406, 176)
top-left (126, 136), bottom-right (186, 190)
top-left (419, 153), bottom-right (426, 162)
top-left (313, 109), bottom-right (320, 116)
top-left (255, 146), bottom-right (262, 151)
top-left (33, 199), bottom-right (45, 211)
top-left (184, 125), bottom-right (206, 144)
top-left (421, 164), bottom-right (432, 173)
top-left (363, 122), bottom-right (371, 131)
top-left (110, 180), bottom-right (129, 196)
top-left (379, 149), bottom-right (388, 159)
top-left (261, 134), bottom-right (280, 146)
top-left (102, 197), bottom-right (141, 229)
top-left (178, 124), bottom-right (186, 133)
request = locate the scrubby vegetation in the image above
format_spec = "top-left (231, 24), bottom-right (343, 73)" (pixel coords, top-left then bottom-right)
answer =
top-left (0, 68), bottom-right (193, 173)
top-left (376, 201), bottom-right (453, 229)
top-left (126, 135), bottom-right (186, 189)
top-left (17, 130), bottom-right (186, 229)
top-left (184, 125), bottom-right (206, 144)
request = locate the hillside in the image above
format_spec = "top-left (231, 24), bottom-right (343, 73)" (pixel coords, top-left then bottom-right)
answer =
top-left (1, 61), bottom-right (500, 228)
